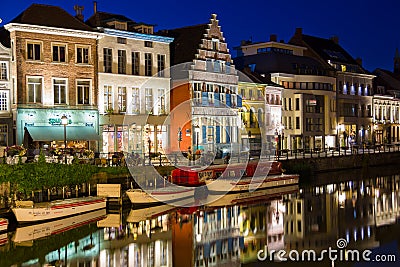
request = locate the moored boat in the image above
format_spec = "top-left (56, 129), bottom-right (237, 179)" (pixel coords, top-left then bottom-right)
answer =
top-left (12, 196), bottom-right (106, 223)
top-left (126, 186), bottom-right (196, 205)
top-left (0, 218), bottom-right (8, 232)
top-left (206, 173), bottom-right (299, 193)
top-left (13, 209), bottom-right (106, 243)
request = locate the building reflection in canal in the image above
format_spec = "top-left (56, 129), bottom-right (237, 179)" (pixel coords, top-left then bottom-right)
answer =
top-left (0, 169), bottom-right (399, 266)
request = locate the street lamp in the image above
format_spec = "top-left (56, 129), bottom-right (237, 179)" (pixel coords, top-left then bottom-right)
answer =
top-left (194, 125), bottom-right (200, 160)
top-left (61, 115), bottom-right (68, 164)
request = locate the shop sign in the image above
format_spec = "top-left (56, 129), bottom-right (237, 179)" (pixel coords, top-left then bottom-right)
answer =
top-left (48, 118), bottom-right (72, 125)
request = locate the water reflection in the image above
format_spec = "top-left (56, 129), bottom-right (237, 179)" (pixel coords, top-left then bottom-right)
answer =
top-left (0, 168), bottom-right (400, 266)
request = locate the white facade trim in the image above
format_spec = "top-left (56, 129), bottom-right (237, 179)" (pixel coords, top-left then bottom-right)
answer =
top-left (4, 23), bottom-right (100, 39)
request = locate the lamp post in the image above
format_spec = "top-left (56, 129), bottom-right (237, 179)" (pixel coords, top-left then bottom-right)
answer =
top-left (194, 125), bottom-right (200, 160)
top-left (148, 137), bottom-right (152, 165)
top-left (61, 115), bottom-right (68, 164)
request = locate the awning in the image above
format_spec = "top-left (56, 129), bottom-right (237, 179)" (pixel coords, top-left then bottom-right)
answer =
top-left (25, 126), bottom-right (100, 141)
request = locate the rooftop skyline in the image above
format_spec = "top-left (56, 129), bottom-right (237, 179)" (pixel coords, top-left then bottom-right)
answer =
top-left (1, 0), bottom-right (399, 72)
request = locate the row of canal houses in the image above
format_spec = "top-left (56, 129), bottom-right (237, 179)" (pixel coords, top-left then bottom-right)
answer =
top-left (0, 3), bottom-right (400, 156)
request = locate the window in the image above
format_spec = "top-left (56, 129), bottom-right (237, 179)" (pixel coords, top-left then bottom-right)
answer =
top-left (27, 77), bottom-right (42, 103)
top-left (77, 80), bottom-right (90, 104)
top-left (118, 50), bottom-right (126, 74)
top-left (76, 45), bottom-right (89, 64)
top-left (0, 62), bottom-right (7, 80)
top-left (158, 88), bottom-right (165, 114)
top-left (118, 86), bottom-right (126, 113)
top-left (117, 37), bottom-right (127, 44)
top-left (104, 85), bottom-right (113, 112)
top-left (103, 48), bottom-right (112, 73)
top-left (214, 60), bottom-right (221, 72)
top-left (132, 87), bottom-right (139, 114)
top-left (0, 125), bottom-right (7, 146)
top-left (27, 42), bottom-right (41, 61)
top-left (212, 39), bottom-right (219, 51)
top-left (296, 117), bottom-right (300, 129)
top-left (132, 52), bottom-right (140, 75)
top-left (52, 44), bottom-right (66, 62)
top-left (145, 88), bottom-right (153, 113)
top-left (53, 78), bottom-right (67, 104)
top-left (0, 90), bottom-right (9, 111)
top-left (157, 54), bottom-right (165, 77)
top-left (295, 98), bottom-right (300, 110)
top-left (145, 53), bottom-right (152, 76)
top-left (144, 41), bottom-right (153, 48)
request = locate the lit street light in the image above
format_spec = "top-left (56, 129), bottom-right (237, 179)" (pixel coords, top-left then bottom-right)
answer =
top-left (194, 125), bottom-right (200, 161)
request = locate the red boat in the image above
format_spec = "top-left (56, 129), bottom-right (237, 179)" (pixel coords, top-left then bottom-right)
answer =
top-left (170, 160), bottom-right (284, 186)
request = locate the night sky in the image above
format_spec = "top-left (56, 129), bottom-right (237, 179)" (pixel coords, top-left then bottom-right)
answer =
top-left (1, 0), bottom-right (400, 72)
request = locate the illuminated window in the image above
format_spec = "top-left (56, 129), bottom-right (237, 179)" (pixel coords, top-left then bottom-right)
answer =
top-left (118, 86), bottom-right (126, 113)
top-left (157, 88), bottom-right (165, 114)
top-left (145, 88), bottom-right (153, 113)
top-left (77, 80), bottom-right (90, 104)
top-left (27, 77), bottom-right (42, 103)
top-left (0, 62), bottom-right (7, 80)
top-left (0, 90), bottom-right (9, 111)
top-left (104, 85), bottom-right (113, 112)
top-left (53, 78), bottom-right (67, 104)
top-left (132, 87), bottom-right (139, 114)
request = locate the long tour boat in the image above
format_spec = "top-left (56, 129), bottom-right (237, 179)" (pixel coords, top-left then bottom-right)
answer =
top-left (12, 196), bottom-right (106, 223)
top-left (171, 160), bottom-right (299, 193)
top-left (13, 209), bottom-right (106, 243)
top-left (0, 218), bottom-right (8, 232)
top-left (126, 186), bottom-right (196, 205)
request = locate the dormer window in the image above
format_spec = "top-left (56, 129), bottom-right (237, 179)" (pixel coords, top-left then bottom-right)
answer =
top-left (115, 21), bottom-right (127, 30)
top-left (134, 25), bottom-right (154, 34)
top-left (106, 20), bottom-right (127, 31)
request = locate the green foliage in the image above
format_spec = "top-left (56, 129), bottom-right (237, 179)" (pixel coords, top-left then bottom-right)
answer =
top-left (0, 161), bottom-right (100, 193)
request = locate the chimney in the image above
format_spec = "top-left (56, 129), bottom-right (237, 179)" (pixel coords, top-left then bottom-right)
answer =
top-left (74, 5), bottom-right (84, 21)
top-left (355, 57), bottom-right (362, 66)
top-left (269, 34), bottom-right (277, 42)
top-left (295, 28), bottom-right (303, 36)
top-left (93, 1), bottom-right (97, 14)
top-left (330, 35), bottom-right (339, 44)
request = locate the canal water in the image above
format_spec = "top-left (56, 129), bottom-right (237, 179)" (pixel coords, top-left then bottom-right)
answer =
top-left (0, 166), bottom-right (399, 267)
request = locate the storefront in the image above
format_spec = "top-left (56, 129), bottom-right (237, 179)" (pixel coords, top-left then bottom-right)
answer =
top-left (100, 114), bottom-right (169, 155)
top-left (17, 108), bottom-right (99, 151)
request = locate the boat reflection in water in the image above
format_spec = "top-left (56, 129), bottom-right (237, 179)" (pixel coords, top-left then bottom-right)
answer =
top-left (2, 169), bottom-right (400, 266)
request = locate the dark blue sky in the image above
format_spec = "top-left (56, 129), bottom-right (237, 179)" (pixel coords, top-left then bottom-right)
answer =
top-left (1, 0), bottom-right (399, 72)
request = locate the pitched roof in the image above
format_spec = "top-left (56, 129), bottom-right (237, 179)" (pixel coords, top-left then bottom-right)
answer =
top-left (0, 27), bottom-right (10, 48)
top-left (373, 68), bottom-right (400, 91)
top-left (85, 11), bottom-right (135, 28)
top-left (234, 52), bottom-right (333, 77)
top-left (9, 4), bottom-right (94, 31)
top-left (290, 33), bottom-right (368, 74)
top-left (238, 67), bottom-right (281, 87)
top-left (161, 24), bottom-right (208, 65)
